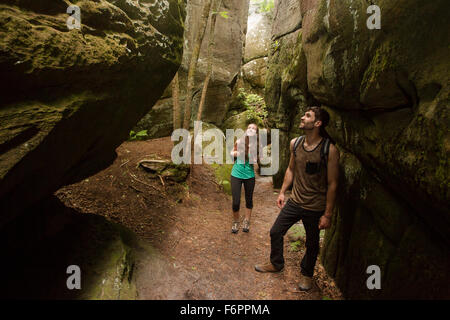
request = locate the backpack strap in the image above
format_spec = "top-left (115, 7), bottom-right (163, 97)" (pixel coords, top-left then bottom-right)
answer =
top-left (320, 138), bottom-right (331, 170)
top-left (293, 135), bottom-right (304, 158)
top-left (294, 136), bottom-right (331, 166)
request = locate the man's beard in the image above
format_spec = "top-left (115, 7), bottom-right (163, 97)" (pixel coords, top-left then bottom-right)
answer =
top-left (300, 122), bottom-right (314, 130)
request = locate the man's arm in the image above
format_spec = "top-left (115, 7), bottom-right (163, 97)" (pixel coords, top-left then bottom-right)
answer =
top-left (319, 143), bottom-right (340, 229)
top-left (277, 138), bottom-right (297, 208)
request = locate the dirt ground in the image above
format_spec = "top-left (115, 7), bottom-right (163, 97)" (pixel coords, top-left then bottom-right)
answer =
top-left (57, 136), bottom-right (343, 300)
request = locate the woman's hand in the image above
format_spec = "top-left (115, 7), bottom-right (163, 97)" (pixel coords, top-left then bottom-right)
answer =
top-left (230, 150), bottom-right (239, 158)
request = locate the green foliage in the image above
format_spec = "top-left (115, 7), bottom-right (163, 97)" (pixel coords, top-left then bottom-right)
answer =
top-left (271, 39), bottom-right (280, 53)
top-left (129, 129), bottom-right (148, 141)
top-left (237, 88), bottom-right (268, 126)
top-left (289, 240), bottom-right (302, 252)
top-left (216, 11), bottom-right (229, 19)
top-left (262, 0), bottom-right (275, 12)
top-left (252, 0), bottom-right (274, 12)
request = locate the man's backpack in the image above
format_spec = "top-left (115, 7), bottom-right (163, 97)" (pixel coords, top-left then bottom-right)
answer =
top-left (293, 136), bottom-right (331, 172)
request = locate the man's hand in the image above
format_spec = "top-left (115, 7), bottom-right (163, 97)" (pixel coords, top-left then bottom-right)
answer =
top-left (318, 215), bottom-right (331, 230)
top-left (277, 193), bottom-right (285, 208)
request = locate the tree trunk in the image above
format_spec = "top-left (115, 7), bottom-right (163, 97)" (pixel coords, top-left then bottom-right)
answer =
top-left (182, 0), bottom-right (212, 130)
top-left (197, 0), bottom-right (222, 121)
top-left (172, 72), bottom-right (180, 130)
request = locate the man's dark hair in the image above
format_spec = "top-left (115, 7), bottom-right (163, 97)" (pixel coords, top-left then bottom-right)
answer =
top-left (306, 106), bottom-right (334, 143)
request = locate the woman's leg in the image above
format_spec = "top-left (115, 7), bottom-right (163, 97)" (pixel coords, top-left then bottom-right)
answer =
top-left (243, 177), bottom-right (256, 222)
top-left (230, 176), bottom-right (242, 222)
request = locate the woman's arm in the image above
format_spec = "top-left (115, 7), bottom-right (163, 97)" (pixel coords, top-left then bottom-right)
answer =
top-left (230, 141), bottom-right (238, 158)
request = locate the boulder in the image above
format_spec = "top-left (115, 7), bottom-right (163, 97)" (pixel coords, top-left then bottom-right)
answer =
top-left (271, 0), bottom-right (302, 40)
top-left (139, 158), bottom-right (189, 183)
top-left (0, 0), bottom-right (187, 226)
top-left (244, 1), bottom-right (273, 62)
top-left (133, 98), bottom-right (175, 140)
top-left (242, 57), bottom-right (269, 89)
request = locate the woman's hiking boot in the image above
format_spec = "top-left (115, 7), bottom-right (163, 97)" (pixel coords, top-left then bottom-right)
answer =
top-left (242, 219), bottom-right (250, 232)
top-left (231, 221), bottom-right (240, 234)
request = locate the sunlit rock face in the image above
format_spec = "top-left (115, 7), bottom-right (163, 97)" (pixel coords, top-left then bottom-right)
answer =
top-left (239, 0), bottom-right (272, 93)
top-left (0, 0), bottom-right (187, 225)
top-left (266, 0), bottom-right (450, 299)
top-left (244, 1), bottom-right (272, 63)
top-left (220, 0), bottom-right (273, 134)
top-left (134, 0), bottom-right (251, 137)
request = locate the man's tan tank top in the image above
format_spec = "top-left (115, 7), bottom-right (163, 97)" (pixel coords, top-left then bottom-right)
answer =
top-left (291, 137), bottom-right (327, 211)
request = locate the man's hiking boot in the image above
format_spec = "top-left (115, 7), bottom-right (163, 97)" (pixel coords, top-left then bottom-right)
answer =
top-left (254, 263), bottom-right (283, 273)
top-left (231, 221), bottom-right (240, 234)
top-left (298, 274), bottom-right (313, 291)
top-left (242, 219), bottom-right (250, 233)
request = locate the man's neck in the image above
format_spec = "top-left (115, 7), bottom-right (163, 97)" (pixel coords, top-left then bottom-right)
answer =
top-left (304, 129), bottom-right (322, 146)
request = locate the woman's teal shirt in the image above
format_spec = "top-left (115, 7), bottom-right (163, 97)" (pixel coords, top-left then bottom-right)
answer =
top-left (231, 158), bottom-right (255, 179)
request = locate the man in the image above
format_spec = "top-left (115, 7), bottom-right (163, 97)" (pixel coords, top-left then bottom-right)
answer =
top-left (254, 106), bottom-right (339, 291)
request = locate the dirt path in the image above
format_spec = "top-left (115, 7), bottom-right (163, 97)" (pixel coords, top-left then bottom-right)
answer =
top-left (57, 137), bottom-right (342, 300)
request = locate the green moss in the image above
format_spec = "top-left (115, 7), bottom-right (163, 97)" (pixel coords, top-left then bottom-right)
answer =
top-left (81, 237), bottom-right (135, 300)
top-left (232, 88), bottom-right (268, 127)
top-left (161, 166), bottom-right (189, 182)
top-left (288, 224), bottom-right (305, 240)
top-left (360, 40), bottom-right (401, 98)
top-left (211, 163), bottom-right (233, 195)
top-left (289, 240), bottom-right (302, 252)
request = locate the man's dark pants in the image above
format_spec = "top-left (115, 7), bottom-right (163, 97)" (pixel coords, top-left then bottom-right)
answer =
top-left (270, 198), bottom-right (323, 277)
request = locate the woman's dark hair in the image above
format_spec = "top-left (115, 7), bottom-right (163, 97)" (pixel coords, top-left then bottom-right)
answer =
top-left (306, 106), bottom-right (335, 144)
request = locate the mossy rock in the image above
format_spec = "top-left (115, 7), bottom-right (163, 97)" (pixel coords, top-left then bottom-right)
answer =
top-left (0, 0), bottom-right (187, 225)
top-left (223, 110), bottom-right (264, 132)
top-left (132, 99), bottom-right (174, 139)
top-left (161, 165), bottom-right (189, 183)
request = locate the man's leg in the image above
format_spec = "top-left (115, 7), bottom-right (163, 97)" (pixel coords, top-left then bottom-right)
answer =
top-left (269, 199), bottom-right (302, 270)
top-left (299, 209), bottom-right (323, 277)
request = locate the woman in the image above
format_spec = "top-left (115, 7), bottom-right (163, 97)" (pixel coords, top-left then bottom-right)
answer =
top-left (229, 123), bottom-right (260, 234)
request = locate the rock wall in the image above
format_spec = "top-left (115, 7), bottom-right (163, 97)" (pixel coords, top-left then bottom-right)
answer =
top-left (0, 0), bottom-right (186, 225)
top-left (265, 0), bottom-right (305, 186)
top-left (134, 0), bottom-right (250, 136)
top-left (266, 0), bottom-right (450, 298)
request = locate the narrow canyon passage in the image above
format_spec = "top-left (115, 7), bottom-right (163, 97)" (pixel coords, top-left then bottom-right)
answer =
top-left (1, 0), bottom-right (448, 301)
